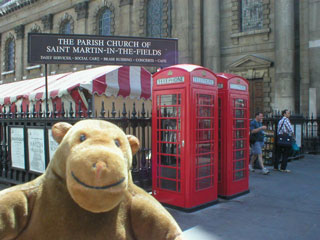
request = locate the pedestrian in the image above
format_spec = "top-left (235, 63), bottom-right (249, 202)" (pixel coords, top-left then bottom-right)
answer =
top-left (274, 109), bottom-right (294, 173)
top-left (249, 112), bottom-right (270, 175)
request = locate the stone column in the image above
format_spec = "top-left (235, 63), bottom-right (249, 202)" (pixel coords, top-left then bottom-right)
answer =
top-left (173, 0), bottom-right (192, 63)
top-left (75, 1), bottom-right (89, 34)
top-left (192, 1), bottom-right (201, 65)
top-left (41, 14), bottom-right (54, 73)
top-left (308, 0), bottom-right (320, 115)
top-left (14, 25), bottom-right (25, 81)
top-left (119, 0), bottom-right (133, 35)
top-left (74, 1), bottom-right (89, 71)
top-left (203, 0), bottom-right (220, 72)
top-left (299, 0), bottom-right (310, 115)
top-left (309, 88), bottom-right (317, 117)
top-left (0, 33), bottom-right (2, 83)
top-left (275, 0), bottom-right (295, 111)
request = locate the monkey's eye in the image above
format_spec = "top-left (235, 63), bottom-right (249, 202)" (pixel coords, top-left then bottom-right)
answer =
top-left (80, 134), bottom-right (86, 142)
top-left (114, 139), bottom-right (120, 147)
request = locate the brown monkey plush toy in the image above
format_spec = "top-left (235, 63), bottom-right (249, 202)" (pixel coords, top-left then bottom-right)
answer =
top-left (0, 120), bottom-right (183, 240)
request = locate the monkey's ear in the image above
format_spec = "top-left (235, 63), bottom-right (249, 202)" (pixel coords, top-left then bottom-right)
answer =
top-left (127, 135), bottom-right (140, 155)
top-left (52, 122), bottom-right (72, 143)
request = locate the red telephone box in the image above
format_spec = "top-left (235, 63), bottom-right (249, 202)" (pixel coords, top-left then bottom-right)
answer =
top-left (217, 73), bottom-right (250, 199)
top-left (152, 64), bottom-right (219, 210)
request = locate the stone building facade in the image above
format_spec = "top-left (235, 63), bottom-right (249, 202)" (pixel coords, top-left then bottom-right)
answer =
top-left (0, 0), bottom-right (319, 117)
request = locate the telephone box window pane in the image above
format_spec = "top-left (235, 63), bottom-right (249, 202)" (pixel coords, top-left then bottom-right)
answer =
top-left (197, 143), bottom-right (211, 154)
top-left (160, 155), bottom-right (177, 166)
top-left (197, 154), bottom-right (212, 165)
top-left (161, 106), bottom-right (180, 117)
top-left (198, 119), bottom-right (212, 129)
top-left (234, 120), bottom-right (245, 128)
top-left (235, 109), bottom-right (245, 118)
top-left (234, 98), bottom-right (246, 108)
top-left (160, 143), bottom-right (177, 154)
top-left (235, 150), bottom-right (245, 159)
top-left (234, 160), bottom-right (244, 170)
top-left (234, 171), bottom-right (245, 180)
top-left (198, 94), bottom-right (213, 105)
top-left (160, 131), bottom-right (177, 142)
top-left (197, 177), bottom-right (212, 190)
top-left (160, 95), bottom-right (177, 105)
top-left (198, 106), bottom-right (212, 117)
top-left (234, 130), bottom-right (245, 139)
top-left (161, 119), bottom-right (177, 130)
top-left (198, 166), bottom-right (211, 178)
top-left (160, 179), bottom-right (176, 191)
top-left (197, 130), bottom-right (211, 141)
top-left (160, 167), bottom-right (176, 179)
top-left (234, 140), bottom-right (245, 149)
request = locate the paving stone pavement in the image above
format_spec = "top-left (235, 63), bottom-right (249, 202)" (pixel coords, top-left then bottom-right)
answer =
top-left (0, 154), bottom-right (319, 240)
top-left (167, 154), bottom-right (320, 240)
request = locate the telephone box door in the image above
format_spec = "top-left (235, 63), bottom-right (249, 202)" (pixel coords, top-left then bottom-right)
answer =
top-left (230, 93), bottom-right (249, 193)
top-left (190, 89), bottom-right (218, 207)
top-left (152, 89), bottom-right (186, 207)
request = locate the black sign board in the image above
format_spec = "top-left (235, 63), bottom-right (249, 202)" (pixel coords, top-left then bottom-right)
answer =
top-left (28, 33), bottom-right (178, 67)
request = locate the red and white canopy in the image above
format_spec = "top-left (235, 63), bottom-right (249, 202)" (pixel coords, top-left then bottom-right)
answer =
top-left (0, 65), bottom-right (152, 106)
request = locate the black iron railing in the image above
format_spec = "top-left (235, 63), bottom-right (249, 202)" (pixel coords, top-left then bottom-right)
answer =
top-left (262, 112), bottom-right (320, 165)
top-left (0, 100), bottom-right (152, 190)
top-left (1, 103), bottom-right (319, 188)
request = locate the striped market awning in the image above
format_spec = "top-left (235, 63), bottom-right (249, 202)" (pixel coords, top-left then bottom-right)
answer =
top-left (0, 65), bottom-right (152, 107)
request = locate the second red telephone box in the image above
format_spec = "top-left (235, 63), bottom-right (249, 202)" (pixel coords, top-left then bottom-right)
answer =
top-left (152, 64), bottom-right (218, 210)
top-left (217, 73), bottom-right (250, 199)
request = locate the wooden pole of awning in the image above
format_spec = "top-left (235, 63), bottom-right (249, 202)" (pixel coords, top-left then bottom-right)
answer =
top-left (45, 64), bottom-right (48, 115)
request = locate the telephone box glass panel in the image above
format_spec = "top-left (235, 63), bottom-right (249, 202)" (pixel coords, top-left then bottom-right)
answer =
top-left (156, 94), bottom-right (182, 192)
top-left (232, 98), bottom-right (247, 181)
top-left (195, 94), bottom-right (215, 191)
top-left (218, 97), bottom-right (222, 182)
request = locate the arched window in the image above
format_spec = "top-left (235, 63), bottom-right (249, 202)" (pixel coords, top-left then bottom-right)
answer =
top-left (147, 0), bottom-right (163, 37)
top-left (98, 8), bottom-right (111, 36)
top-left (30, 24), bottom-right (42, 33)
top-left (6, 38), bottom-right (15, 71)
top-left (60, 21), bottom-right (72, 34)
top-left (59, 14), bottom-right (74, 34)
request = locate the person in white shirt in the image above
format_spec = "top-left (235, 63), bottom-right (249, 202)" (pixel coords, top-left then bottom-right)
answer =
top-left (274, 109), bottom-right (294, 172)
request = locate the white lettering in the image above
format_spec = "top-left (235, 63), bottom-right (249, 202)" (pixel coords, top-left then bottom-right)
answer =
top-left (157, 77), bottom-right (184, 85)
top-left (72, 47), bottom-right (103, 54)
top-left (77, 39), bottom-right (104, 46)
top-left (193, 77), bottom-right (214, 86)
top-left (46, 46), bottom-right (70, 53)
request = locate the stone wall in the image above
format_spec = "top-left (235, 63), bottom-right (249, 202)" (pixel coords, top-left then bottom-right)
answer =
top-left (0, 0), bottom-right (317, 115)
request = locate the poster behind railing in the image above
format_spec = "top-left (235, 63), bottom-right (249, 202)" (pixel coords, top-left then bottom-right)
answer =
top-left (295, 124), bottom-right (302, 147)
top-left (10, 127), bottom-right (25, 169)
top-left (28, 128), bottom-right (45, 173)
top-left (48, 129), bottom-right (59, 160)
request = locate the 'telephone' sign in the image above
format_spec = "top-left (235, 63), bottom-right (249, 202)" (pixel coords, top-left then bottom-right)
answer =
top-left (28, 33), bottom-right (178, 67)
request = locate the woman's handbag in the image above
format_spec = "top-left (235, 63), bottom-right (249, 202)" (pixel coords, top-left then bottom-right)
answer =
top-left (276, 119), bottom-right (292, 147)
